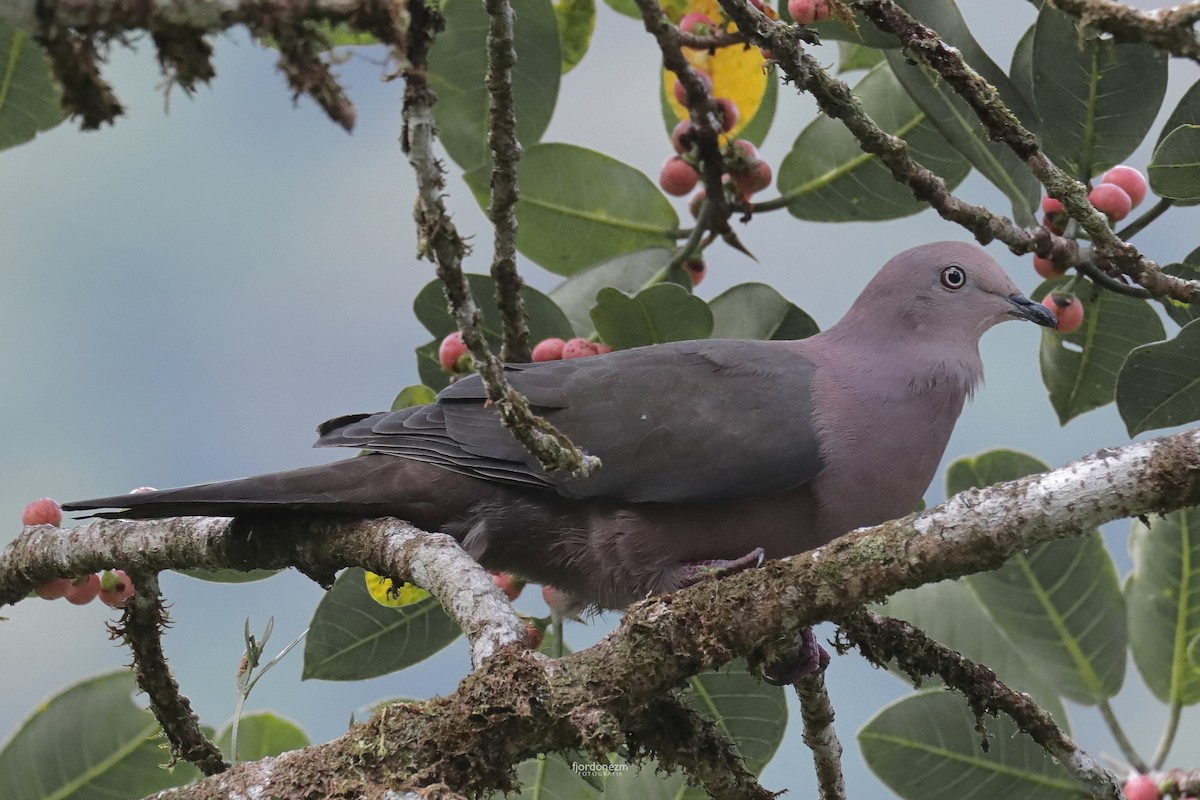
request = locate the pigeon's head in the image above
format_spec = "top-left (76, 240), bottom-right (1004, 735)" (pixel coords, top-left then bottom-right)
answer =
top-left (854, 240), bottom-right (1057, 338)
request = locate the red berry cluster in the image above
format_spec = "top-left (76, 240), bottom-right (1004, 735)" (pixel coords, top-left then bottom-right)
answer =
top-left (786, 0), bottom-right (829, 24)
top-left (1032, 165), bottom-right (1149, 335)
top-left (531, 337), bottom-right (614, 361)
top-left (24, 498), bottom-right (137, 608)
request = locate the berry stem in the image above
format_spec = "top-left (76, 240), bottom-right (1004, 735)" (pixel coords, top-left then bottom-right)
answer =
top-left (1098, 698), bottom-right (1149, 773)
top-left (1116, 197), bottom-right (1173, 242)
top-left (1151, 700), bottom-right (1182, 770)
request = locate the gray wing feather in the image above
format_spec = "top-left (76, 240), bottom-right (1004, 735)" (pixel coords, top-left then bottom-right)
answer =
top-left (315, 340), bottom-right (823, 503)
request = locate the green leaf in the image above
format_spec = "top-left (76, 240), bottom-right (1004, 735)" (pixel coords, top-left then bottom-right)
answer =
top-left (1127, 509), bottom-right (1200, 705)
top-left (949, 449), bottom-right (1126, 704)
top-left (1159, 258), bottom-right (1200, 327)
top-left (879, 579), bottom-right (1069, 727)
top-left (603, 757), bottom-right (687, 799)
top-left (0, 671), bottom-right (199, 800)
top-left (1032, 5), bottom-right (1167, 178)
top-left (1036, 278), bottom-right (1166, 424)
top-left (554, 0), bottom-right (594, 73)
top-left (413, 273), bottom-right (575, 342)
top-left (838, 41), bottom-right (884, 73)
top-left (216, 712), bottom-right (310, 762)
top-left (860, 691), bottom-right (1087, 800)
top-left (589, 284), bottom-right (712, 349)
top-left (0, 22), bottom-right (63, 151)
top-left (428, 0), bottom-right (561, 171)
top-left (178, 567), bottom-right (282, 583)
top-left (1116, 319), bottom-right (1200, 435)
top-left (1159, 78), bottom-right (1200, 150)
top-left (779, 62), bottom-right (971, 222)
top-left (303, 568), bottom-right (461, 680)
top-left (464, 143), bottom-right (678, 275)
top-left (549, 248), bottom-right (672, 337)
top-left (1009, 24), bottom-right (1036, 113)
top-left (391, 384), bottom-right (437, 410)
top-left (416, 338), bottom-right (449, 392)
top-left (709, 283), bottom-right (819, 341)
top-left (599, 0), bottom-right (639, 20)
top-left (885, 51), bottom-right (1040, 226)
top-left (682, 660), bottom-right (786, 782)
top-left (1150, 125), bottom-right (1200, 202)
top-left (495, 753), bottom-right (603, 799)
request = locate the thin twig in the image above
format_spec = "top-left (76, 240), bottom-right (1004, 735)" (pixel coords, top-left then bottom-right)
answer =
top-left (839, 610), bottom-right (1124, 800)
top-left (484, 0), bottom-right (530, 363)
top-left (1099, 698), bottom-right (1150, 774)
top-left (1117, 197), bottom-right (1174, 241)
top-left (795, 674), bottom-right (846, 800)
top-left (1151, 700), bottom-right (1182, 770)
top-left (401, 2), bottom-right (598, 478)
top-left (113, 571), bottom-right (229, 775)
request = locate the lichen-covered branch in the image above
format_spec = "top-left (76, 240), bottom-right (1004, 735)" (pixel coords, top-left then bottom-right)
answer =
top-left (853, 0), bottom-right (1200, 305)
top-left (1048, 0), bottom-right (1200, 63)
top-left (838, 610), bottom-right (1123, 800)
top-left (794, 674), bottom-right (845, 800)
top-left (484, 0), bottom-right (530, 363)
top-left (10, 0), bottom-right (410, 129)
top-left (401, 1), bottom-right (598, 478)
top-left (113, 571), bottom-right (230, 775)
top-left (4, 428), bottom-right (1199, 798)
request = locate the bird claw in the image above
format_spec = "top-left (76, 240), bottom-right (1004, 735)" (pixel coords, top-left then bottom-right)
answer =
top-left (678, 546), bottom-right (766, 585)
top-left (761, 626), bottom-right (830, 686)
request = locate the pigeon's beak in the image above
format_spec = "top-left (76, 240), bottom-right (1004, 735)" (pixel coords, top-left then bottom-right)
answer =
top-left (1006, 293), bottom-right (1057, 327)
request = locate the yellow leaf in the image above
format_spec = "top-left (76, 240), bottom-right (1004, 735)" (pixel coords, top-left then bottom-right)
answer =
top-left (661, 1), bottom-right (769, 142)
top-left (364, 571), bottom-right (430, 607)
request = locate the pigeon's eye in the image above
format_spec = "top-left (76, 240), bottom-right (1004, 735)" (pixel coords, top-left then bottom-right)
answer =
top-left (940, 265), bottom-right (966, 290)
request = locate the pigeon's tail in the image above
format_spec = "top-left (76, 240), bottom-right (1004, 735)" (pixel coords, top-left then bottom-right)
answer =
top-left (62, 455), bottom-right (431, 520)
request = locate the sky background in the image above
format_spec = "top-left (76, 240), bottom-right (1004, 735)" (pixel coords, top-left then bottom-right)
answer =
top-left (2, 1), bottom-right (1197, 796)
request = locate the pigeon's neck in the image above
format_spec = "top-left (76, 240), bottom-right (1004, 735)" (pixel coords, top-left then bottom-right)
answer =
top-left (817, 313), bottom-right (985, 400)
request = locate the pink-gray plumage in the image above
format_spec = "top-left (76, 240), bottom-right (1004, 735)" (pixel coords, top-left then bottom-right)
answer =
top-left (64, 242), bottom-right (1055, 612)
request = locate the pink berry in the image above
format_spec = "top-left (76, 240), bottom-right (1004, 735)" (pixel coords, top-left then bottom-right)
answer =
top-left (1033, 254), bottom-right (1066, 279)
top-left (673, 70), bottom-right (712, 107)
top-left (542, 584), bottom-right (570, 614)
top-left (490, 571), bottom-right (525, 602)
top-left (1101, 165), bottom-right (1148, 208)
top-left (684, 259), bottom-right (706, 286)
top-left (35, 577), bottom-right (73, 600)
top-left (788, 0), bottom-right (828, 23)
top-left (562, 338), bottom-right (599, 359)
top-left (1088, 183), bottom-right (1132, 222)
top-left (531, 338), bottom-right (565, 362)
top-left (727, 139), bottom-right (758, 163)
top-left (22, 498), bottom-right (62, 527)
top-left (64, 574), bottom-right (101, 605)
top-left (438, 332), bottom-right (470, 373)
top-left (660, 156), bottom-right (699, 196)
top-left (759, 47), bottom-right (774, 61)
top-left (1041, 195), bottom-right (1064, 216)
top-left (748, 160), bottom-right (772, 192)
top-left (1042, 213), bottom-right (1064, 236)
top-left (672, 120), bottom-right (694, 155)
top-left (679, 12), bottom-right (715, 36)
top-left (594, 343), bottom-right (614, 354)
top-left (714, 98), bottom-right (739, 132)
top-left (1123, 775), bottom-right (1160, 800)
top-left (99, 569), bottom-right (135, 608)
top-left (689, 190), bottom-right (707, 219)
top-left (1043, 294), bottom-right (1084, 334)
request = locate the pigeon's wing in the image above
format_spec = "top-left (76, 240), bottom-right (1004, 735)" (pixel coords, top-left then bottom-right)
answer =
top-left (317, 340), bottom-right (824, 503)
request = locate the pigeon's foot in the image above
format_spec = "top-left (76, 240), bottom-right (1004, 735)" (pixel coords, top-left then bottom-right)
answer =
top-left (762, 626), bottom-right (830, 686)
top-left (677, 547), bottom-right (766, 587)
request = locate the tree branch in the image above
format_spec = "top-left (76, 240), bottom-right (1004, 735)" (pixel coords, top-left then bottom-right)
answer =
top-left (794, 674), bottom-right (846, 800)
top-left (1047, 0), bottom-right (1200, 63)
top-left (114, 570), bottom-right (230, 775)
top-left (838, 610), bottom-right (1124, 800)
top-left (484, 0), bottom-right (530, 363)
top-left (853, 0), bottom-right (1200, 305)
top-left (401, 0), bottom-right (598, 478)
top-left (7, 0), bottom-right (410, 129)
top-left (4, 428), bottom-right (1199, 798)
